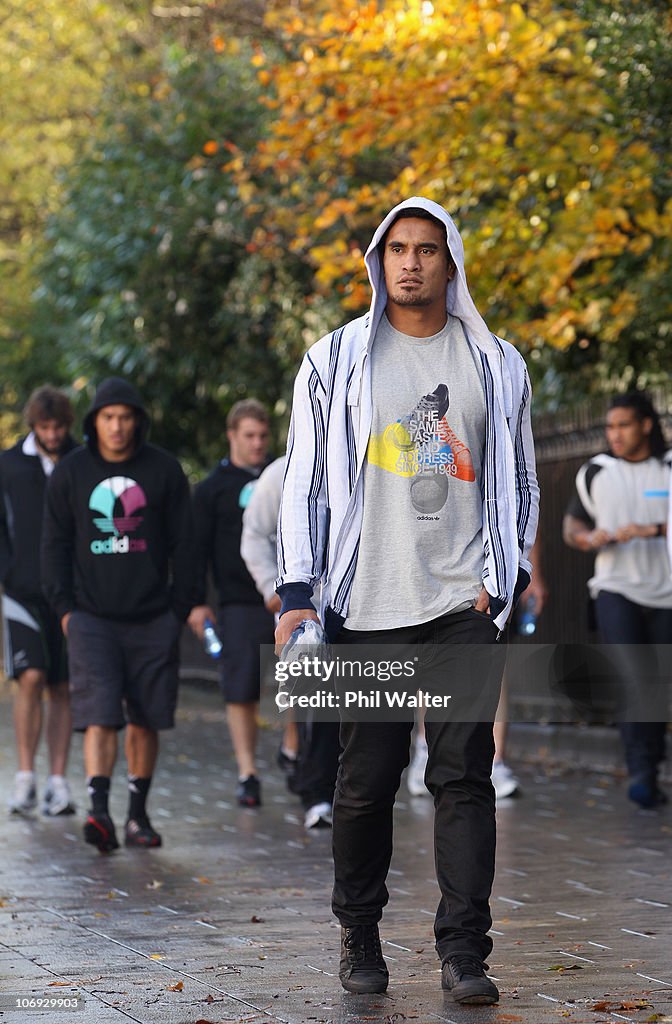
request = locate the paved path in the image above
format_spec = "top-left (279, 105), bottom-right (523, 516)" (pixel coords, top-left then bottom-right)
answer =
top-left (1, 680), bottom-right (670, 1024)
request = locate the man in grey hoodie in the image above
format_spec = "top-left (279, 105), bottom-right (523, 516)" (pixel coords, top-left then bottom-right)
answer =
top-left (275, 198), bottom-right (538, 1003)
top-left (241, 456), bottom-right (340, 830)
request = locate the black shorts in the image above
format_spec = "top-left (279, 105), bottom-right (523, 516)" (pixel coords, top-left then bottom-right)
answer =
top-left (67, 608), bottom-right (181, 731)
top-left (218, 604), bottom-right (275, 704)
top-left (1, 593), bottom-right (67, 684)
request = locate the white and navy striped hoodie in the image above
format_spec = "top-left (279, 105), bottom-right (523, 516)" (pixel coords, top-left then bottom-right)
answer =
top-left (276, 197), bottom-right (539, 635)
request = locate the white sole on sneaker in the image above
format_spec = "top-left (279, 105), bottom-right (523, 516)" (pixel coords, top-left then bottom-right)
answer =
top-left (491, 762), bottom-right (520, 800)
top-left (304, 801), bottom-right (333, 829)
top-left (9, 774), bottom-right (37, 815)
top-left (407, 743), bottom-right (429, 796)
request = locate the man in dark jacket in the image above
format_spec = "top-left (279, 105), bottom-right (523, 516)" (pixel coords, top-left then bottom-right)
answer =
top-left (42, 378), bottom-right (194, 853)
top-left (1, 386), bottom-right (78, 817)
top-left (188, 399), bottom-right (274, 808)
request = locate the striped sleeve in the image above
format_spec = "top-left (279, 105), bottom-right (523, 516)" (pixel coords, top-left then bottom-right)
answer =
top-left (479, 350), bottom-right (508, 599)
top-left (513, 362), bottom-right (539, 569)
top-left (276, 351), bottom-right (329, 594)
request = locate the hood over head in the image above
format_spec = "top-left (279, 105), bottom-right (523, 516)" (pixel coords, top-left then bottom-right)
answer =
top-left (83, 377), bottom-right (150, 454)
top-left (364, 196), bottom-right (500, 361)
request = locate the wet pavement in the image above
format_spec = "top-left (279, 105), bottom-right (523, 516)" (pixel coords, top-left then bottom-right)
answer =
top-left (1, 678), bottom-right (670, 1024)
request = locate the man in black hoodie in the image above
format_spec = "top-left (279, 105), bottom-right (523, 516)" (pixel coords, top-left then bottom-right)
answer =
top-left (1, 386), bottom-right (78, 817)
top-left (188, 399), bottom-right (274, 808)
top-left (42, 378), bottom-right (194, 853)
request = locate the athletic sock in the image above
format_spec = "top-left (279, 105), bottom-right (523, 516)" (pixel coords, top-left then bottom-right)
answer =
top-left (127, 776), bottom-right (152, 822)
top-left (87, 776), bottom-right (111, 816)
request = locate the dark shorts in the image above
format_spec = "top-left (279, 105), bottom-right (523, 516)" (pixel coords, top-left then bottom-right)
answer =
top-left (1, 593), bottom-right (68, 684)
top-left (67, 608), bottom-right (181, 731)
top-left (218, 604), bottom-right (275, 704)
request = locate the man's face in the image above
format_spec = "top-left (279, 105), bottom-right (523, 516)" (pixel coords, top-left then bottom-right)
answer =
top-left (95, 404), bottom-right (138, 462)
top-left (227, 417), bottom-right (269, 470)
top-left (605, 407), bottom-right (652, 461)
top-left (33, 419), bottom-right (70, 458)
top-left (383, 217), bottom-right (455, 311)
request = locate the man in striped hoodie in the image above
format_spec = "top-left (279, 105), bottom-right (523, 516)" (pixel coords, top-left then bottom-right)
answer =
top-left (275, 198), bottom-right (538, 1003)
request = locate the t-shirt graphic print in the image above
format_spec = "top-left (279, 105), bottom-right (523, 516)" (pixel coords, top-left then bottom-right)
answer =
top-left (346, 315), bottom-right (486, 631)
top-left (367, 383), bottom-right (476, 516)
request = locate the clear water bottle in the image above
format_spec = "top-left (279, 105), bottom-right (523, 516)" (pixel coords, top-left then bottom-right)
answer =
top-left (203, 617), bottom-right (223, 659)
top-left (517, 595), bottom-right (537, 637)
top-left (276, 619), bottom-right (331, 711)
top-left (281, 619), bottom-right (330, 663)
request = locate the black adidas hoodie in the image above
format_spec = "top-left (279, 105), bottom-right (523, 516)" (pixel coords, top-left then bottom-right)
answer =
top-left (42, 378), bottom-right (195, 622)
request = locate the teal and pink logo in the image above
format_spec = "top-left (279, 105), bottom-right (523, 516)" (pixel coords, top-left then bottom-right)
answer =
top-left (89, 476), bottom-right (148, 554)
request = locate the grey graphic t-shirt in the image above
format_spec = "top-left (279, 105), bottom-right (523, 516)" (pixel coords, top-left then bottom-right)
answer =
top-left (346, 314), bottom-right (486, 630)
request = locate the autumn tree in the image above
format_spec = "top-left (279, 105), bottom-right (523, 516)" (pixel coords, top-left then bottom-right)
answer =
top-left (29, 40), bottom-right (334, 468)
top-left (0, 0), bottom-right (153, 420)
top-left (241, 0), bottom-right (671, 404)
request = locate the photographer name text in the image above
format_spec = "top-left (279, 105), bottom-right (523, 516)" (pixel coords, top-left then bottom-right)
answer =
top-left (275, 689), bottom-right (451, 711)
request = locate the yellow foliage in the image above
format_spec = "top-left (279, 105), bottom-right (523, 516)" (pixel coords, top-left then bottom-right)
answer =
top-left (0, 0), bottom-right (151, 332)
top-left (244, 0), bottom-right (666, 351)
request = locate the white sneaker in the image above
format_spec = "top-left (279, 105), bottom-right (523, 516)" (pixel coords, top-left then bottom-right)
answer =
top-left (42, 775), bottom-right (76, 816)
top-left (407, 738), bottom-right (429, 796)
top-left (304, 801), bottom-right (332, 829)
top-left (491, 761), bottom-right (520, 800)
top-left (9, 771), bottom-right (37, 815)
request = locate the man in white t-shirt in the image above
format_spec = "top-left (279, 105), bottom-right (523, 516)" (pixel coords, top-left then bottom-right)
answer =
top-left (275, 198), bottom-right (538, 1003)
top-left (563, 392), bottom-right (671, 808)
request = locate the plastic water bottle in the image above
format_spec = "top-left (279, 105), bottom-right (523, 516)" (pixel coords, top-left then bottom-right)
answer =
top-left (518, 595), bottom-right (537, 637)
top-left (276, 619), bottom-right (331, 711)
top-left (280, 619), bottom-right (330, 663)
top-left (203, 617), bottom-right (223, 659)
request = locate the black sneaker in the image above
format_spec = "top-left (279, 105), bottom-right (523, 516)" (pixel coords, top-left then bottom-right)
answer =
top-left (236, 775), bottom-right (262, 807)
top-left (339, 924), bottom-right (389, 994)
top-left (441, 954), bottom-right (499, 1005)
top-left (277, 747), bottom-right (299, 793)
top-left (125, 817), bottom-right (162, 848)
top-left (83, 812), bottom-right (119, 854)
top-left (628, 776), bottom-right (668, 809)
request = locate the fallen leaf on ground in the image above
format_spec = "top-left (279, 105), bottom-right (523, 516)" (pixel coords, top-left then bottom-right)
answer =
top-left (149, 953), bottom-right (166, 961)
top-left (47, 981), bottom-right (71, 987)
top-left (546, 963), bottom-right (584, 972)
top-left (592, 1001), bottom-right (653, 1012)
top-left (167, 981), bottom-right (184, 991)
top-left (250, 915), bottom-right (265, 923)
